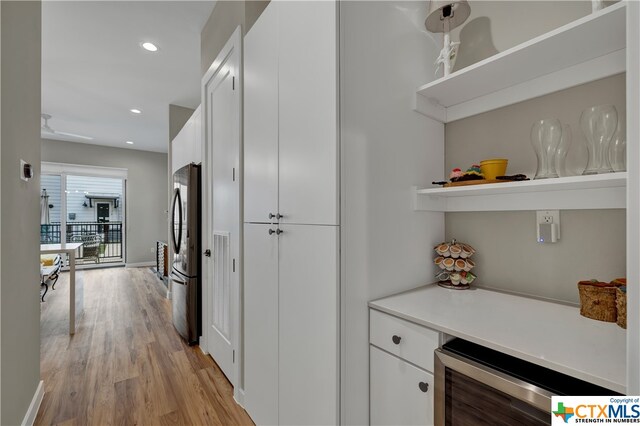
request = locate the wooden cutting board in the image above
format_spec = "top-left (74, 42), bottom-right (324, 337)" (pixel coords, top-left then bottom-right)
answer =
top-left (444, 179), bottom-right (512, 188)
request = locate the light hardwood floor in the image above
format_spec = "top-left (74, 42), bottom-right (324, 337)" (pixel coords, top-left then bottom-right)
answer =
top-left (36, 267), bottom-right (253, 426)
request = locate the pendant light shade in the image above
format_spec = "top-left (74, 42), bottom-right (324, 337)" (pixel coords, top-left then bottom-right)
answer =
top-left (425, 0), bottom-right (471, 33)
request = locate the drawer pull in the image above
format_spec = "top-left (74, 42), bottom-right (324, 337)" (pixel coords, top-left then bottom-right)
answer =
top-left (392, 335), bottom-right (402, 345)
top-left (418, 382), bottom-right (429, 393)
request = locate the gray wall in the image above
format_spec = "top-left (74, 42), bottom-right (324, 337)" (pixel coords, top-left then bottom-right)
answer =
top-left (340, 2), bottom-right (444, 424)
top-left (200, 0), bottom-right (269, 75)
top-left (444, 2), bottom-right (626, 304)
top-left (450, 1), bottom-right (592, 71)
top-left (169, 104), bottom-right (194, 142)
top-left (41, 139), bottom-right (168, 264)
top-left (1, 2), bottom-right (42, 424)
top-left (446, 74), bottom-right (626, 179)
top-left (445, 210), bottom-right (626, 304)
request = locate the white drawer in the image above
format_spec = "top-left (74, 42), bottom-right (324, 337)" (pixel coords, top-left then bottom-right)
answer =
top-left (370, 309), bottom-right (439, 372)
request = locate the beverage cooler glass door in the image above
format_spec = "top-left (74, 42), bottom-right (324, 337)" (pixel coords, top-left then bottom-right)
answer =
top-left (434, 348), bottom-right (552, 426)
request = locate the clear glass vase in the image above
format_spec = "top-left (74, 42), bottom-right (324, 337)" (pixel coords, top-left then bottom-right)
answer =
top-left (531, 119), bottom-right (562, 179)
top-left (580, 105), bottom-right (617, 175)
top-left (609, 115), bottom-right (626, 172)
top-left (555, 124), bottom-right (572, 177)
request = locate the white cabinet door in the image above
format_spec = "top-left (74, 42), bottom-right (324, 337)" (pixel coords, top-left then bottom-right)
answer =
top-left (370, 346), bottom-right (434, 426)
top-left (243, 223), bottom-right (279, 425)
top-left (278, 224), bottom-right (338, 425)
top-left (244, 2), bottom-right (279, 224)
top-left (278, 1), bottom-right (338, 226)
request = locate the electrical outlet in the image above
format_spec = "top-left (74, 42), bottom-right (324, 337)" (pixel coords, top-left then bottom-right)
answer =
top-left (536, 210), bottom-right (560, 242)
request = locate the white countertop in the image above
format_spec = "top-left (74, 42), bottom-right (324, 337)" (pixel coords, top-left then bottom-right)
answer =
top-left (369, 284), bottom-right (626, 393)
top-left (41, 242), bottom-right (83, 253)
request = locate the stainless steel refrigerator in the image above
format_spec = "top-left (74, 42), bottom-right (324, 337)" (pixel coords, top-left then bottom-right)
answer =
top-left (171, 163), bottom-right (201, 345)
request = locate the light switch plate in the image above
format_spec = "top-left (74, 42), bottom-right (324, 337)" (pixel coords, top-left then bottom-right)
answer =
top-left (20, 159), bottom-right (33, 181)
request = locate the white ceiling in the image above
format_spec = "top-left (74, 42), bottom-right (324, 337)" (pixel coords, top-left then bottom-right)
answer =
top-left (42, 1), bottom-right (216, 153)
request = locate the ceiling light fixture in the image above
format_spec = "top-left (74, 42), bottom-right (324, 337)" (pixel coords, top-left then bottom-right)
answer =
top-left (130, 108), bottom-right (142, 114)
top-left (141, 42), bottom-right (158, 52)
top-left (126, 141), bottom-right (134, 145)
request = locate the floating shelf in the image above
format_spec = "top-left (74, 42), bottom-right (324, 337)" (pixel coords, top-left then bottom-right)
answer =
top-left (415, 2), bottom-right (626, 123)
top-left (413, 173), bottom-right (627, 212)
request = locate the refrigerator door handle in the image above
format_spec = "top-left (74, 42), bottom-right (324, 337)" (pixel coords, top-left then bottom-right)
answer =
top-left (171, 188), bottom-right (182, 254)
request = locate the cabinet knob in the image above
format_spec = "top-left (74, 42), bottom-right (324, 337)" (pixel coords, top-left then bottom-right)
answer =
top-left (392, 335), bottom-right (401, 345)
top-left (268, 213), bottom-right (276, 219)
top-left (268, 229), bottom-right (276, 235)
top-left (204, 249), bottom-right (211, 257)
top-left (276, 213), bottom-right (284, 220)
top-left (418, 382), bottom-right (429, 393)
top-left (276, 229), bottom-right (283, 235)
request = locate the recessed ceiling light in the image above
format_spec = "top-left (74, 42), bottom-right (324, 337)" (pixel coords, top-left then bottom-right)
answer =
top-left (141, 42), bottom-right (158, 52)
top-left (130, 108), bottom-right (142, 114)
top-left (126, 141), bottom-right (134, 145)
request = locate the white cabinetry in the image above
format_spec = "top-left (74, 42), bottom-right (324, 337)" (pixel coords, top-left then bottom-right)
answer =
top-left (243, 223), bottom-right (279, 425)
top-left (369, 309), bottom-right (438, 426)
top-left (278, 224), bottom-right (338, 424)
top-left (244, 0), bottom-right (338, 226)
top-left (243, 1), bottom-right (339, 425)
top-left (277, 1), bottom-right (338, 226)
top-left (171, 105), bottom-right (201, 174)
top-left (244, 224), bottom-right (339, 425)
top-left (370, 347), bottom-right (434, 426)
top-left (244, 2), bottom-right (278, 224)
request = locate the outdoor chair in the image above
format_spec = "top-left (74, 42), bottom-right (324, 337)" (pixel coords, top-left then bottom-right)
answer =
top-left (70, 234), bottom-right (102, 264)
top-left (40, 254), bottom-right (62, 302)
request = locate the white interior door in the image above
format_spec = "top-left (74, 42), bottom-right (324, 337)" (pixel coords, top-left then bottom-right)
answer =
top-left (202, 27), bottom-right (242, 385)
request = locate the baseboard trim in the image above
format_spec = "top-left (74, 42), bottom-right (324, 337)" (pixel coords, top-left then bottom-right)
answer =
top-left (234, 387), bottom-right (245, 408)
top-left (199, 343), bottom-right (209, 356)
top-left (21, 380), bottom-right (44, 426)
top-left (125, 261), bottom-right (155, 268)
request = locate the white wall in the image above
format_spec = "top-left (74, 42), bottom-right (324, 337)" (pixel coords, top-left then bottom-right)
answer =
top-left (41, 139), bottom-right (167, 264)
top-left (340, 2), bottom-right (443, 424)
top-left (1, 2), bottom-right (42, 424)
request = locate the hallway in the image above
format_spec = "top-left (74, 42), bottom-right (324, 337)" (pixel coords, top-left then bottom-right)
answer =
top-left (35, 267), bottom-right (252, 425)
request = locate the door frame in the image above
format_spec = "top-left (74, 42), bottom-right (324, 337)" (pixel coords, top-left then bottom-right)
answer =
top-left (41, 162), bottom-right (128, 266)
top-left (201, 26), bottom-right (243, 399)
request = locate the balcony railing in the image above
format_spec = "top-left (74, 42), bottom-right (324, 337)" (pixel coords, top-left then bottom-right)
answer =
top-left (40, 222), bottom-right (123, 263)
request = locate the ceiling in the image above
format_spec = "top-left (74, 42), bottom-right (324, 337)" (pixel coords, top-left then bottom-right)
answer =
top-left (42, 1), bottom-right (216, 153)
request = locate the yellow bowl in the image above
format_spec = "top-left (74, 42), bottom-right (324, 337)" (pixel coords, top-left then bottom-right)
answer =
top-left (480, 159), bottom-right (508, 180)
